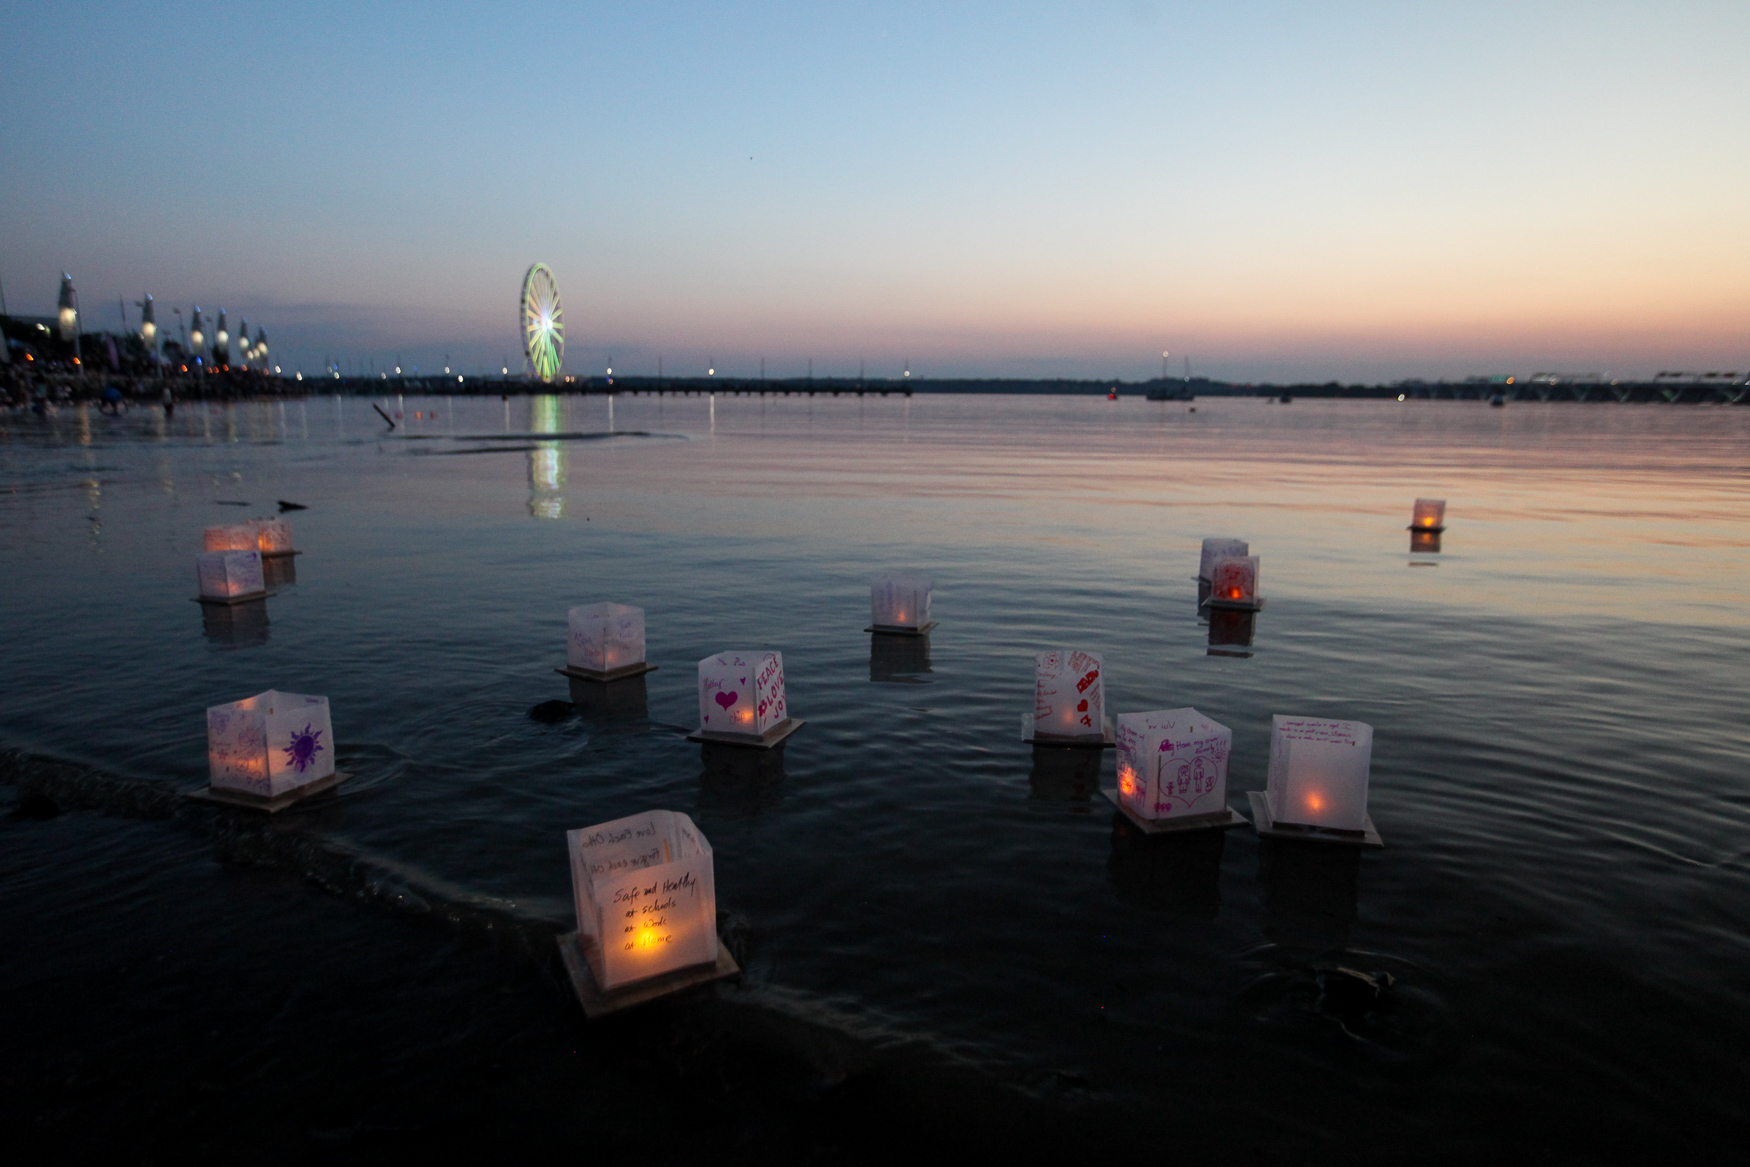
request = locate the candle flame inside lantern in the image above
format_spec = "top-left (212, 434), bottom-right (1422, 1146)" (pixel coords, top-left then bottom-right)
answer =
top-left (1225, 587), bottom-right (1242, 600)
top-left (737, 709), bottom-right (753, 723)
top-left (636, 925), bottom-right (663, 949)
top-left (1118, 765), bottom-right (1138, 797)
top-left (1306, 793), bottom-right (1324, 812)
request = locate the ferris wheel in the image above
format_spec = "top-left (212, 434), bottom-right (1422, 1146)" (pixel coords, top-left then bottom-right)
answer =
top-left (520, 262), bottom-right (564, 381)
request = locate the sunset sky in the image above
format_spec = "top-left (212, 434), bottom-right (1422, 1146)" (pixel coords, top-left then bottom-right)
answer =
top-left (4, 1), bottom-right (1746, 382)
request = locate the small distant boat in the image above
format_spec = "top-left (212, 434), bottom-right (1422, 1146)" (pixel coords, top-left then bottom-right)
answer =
top-left (1488, 393), bottom-right (1506, 407)
top-left (1146, 384), bottom-right (1194, 401)
top-left (1278, 393), bottom-right (1292, 404)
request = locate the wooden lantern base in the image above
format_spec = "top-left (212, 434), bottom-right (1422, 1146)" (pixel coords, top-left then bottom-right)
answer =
top-left (1022, 714), bottom-right (1115, 749)
top-left (191, 590), bottom-right (276, 606)
top-left (1101, 789), bottom-right (1249, 834)
top-left (557, 930), bottom-right (740, 1019)
top-left (189, 769), bottom-right (350, 814)
top-left (555, 662), bottom-right (659, 683)
top-left (261, 549), bottom-right (302, 559)
top-left (687, 717), bottom-right (806, 750)
top-left (1407, 525), bottom-right (1446, 534)
top-left (1205, 595), bottom-right (1265, 612)
top-left (1246, 791), bottom-right (1383, 847)
top-left (864, 621), bottom-right (938, 637)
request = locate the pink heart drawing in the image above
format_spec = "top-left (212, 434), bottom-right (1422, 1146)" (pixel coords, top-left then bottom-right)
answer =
top-left (715, 691), bottom-right (738, 709)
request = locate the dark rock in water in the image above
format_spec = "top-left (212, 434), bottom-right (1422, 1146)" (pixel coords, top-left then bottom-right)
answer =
top-left (1316, 965), bottom-right (1395, 1019)
top-left (12, 792), bottom-right (62, 820)
top-left (527, 699), bottom-right (576, 724)
top-left (277, 500), bottom-right (308, 511)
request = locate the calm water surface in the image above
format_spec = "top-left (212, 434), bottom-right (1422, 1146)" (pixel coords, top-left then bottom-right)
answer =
top-left (3, 393), bottom-right (1748, 1161)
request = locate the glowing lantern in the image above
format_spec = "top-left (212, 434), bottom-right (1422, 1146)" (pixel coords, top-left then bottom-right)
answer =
top-left (1030, 649), bottom-right (1105, 741)
top-left (1411, 498), bottom-right (1446, 531)
top-left (203, 523), bottom-right (257, 552)
top-left (1258, 715), bottom-right (1379, 842)
top-left (206, 690), bottom-right (335, 798)
top-left (1198, 537), bottom-right (1248, 581)
top-left (565, 602), bottom-right (650, 680)
top-left (869, 574), bottom-right (934, 633)
top-left (195, 549), bottom-right (266, 602)
top-left (1206, 555), bottom-right (1261, 610)
top-left (246, 517), bottom-right (295, 555)
top-left (693, 651), bottom-right (798, 744)
top-left (566, 809), bottom-right (719, 991)
top-left (1114, 708), bottom-right (1233, 823)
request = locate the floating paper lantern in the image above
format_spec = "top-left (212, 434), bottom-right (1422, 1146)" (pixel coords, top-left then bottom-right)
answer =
top-left (196, 549), bottom-right (265, 601)
top-left (697, 651), bottom-right (789, 738)
top-left (1411, 498), bottom-right (1446, 532)
top-left (566, 809), bottom-right (718, 991)
top-left (206, 689), bottom-right (335, 797)
top-left (1265, 715), bottom-right (1374, 833)
top-left (1032, 649), bottom-right (1104, 740)
top-left (203, 523), bottom-right (257, 552)
top-left (1198, 537), bottom-right (1248, 581)
top-left (1115, 708), bottom-right (1233, 823)
top-left (246, 517), bottom-right (295, 555)
top-left (870, 574), bottom-right (934, 633)
top-left (1207, 555), bottom-right (1261, 609)
top-left (567, 602), bottom-right (648, 677)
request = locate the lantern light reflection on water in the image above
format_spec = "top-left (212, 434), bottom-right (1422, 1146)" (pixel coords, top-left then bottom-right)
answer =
top-left (567, 602), bottom-right (647, 674)
top-left (196, 549), bottom-right (265, 600)
top-left (206, 689), bottom-right (335, 797)
top-left (567, 809), bottom-right (718, 991)
top-left (1115, 708), bottom-right (1232, 822)
top-left (1265, 715), bottom-right (1374, 833)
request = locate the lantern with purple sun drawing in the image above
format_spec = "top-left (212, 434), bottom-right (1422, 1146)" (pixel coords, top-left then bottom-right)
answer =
top-left (206, 689), bottom-right (335, 797)
top-left (696, 651), bottom-right (788, 739)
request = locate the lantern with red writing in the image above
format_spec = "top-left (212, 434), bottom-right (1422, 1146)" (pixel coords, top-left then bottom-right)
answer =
top-left (1030, 649), bottom-right (1104, 741)
top-left (566, 809), bottom-right (718, 991)
top-left (692, 651), bottom-right (799, 745)
top-left (1410, 498), bottom-right (1446, 532)
top-left (1206, 555), bottom-right (1261, 610)
top-left (1265, 715), bottom-right (1374, 833)
top-left (1115, 708), bottom-right (1232, 823)
top-left (1198, 537), bottom-right (1248, 582)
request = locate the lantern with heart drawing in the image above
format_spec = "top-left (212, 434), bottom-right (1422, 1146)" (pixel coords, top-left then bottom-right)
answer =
top-left (1032, 649), bottom-right (1104, 740)
top-left (697, 651), bottom-right (789, 739)
top-left (1115, 708), bottom-right (1232, 822)
top-left (566, 809), bottom-right (719, 992)
top-left (206, 689), bottom-right (335, 797)
top-left (196, 549), bottom-right (265, 601)
top-left (203, 523), bottom-right (258, 552)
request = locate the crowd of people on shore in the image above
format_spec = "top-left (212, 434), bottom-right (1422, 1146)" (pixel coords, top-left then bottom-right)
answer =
top-left (3, 360), bottom-right (289, 416)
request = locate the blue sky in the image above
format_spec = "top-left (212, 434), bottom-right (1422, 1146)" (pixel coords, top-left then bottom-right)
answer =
top-left (4, 2), bottom-right (1747, 381)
